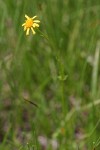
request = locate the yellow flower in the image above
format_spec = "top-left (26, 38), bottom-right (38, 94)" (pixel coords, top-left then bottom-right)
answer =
top-left (22, 14), bottom-right (40, 36)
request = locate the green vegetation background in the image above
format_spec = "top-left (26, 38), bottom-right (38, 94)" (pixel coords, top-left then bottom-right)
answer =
top-left (0, 0), bottom-right (100, 149)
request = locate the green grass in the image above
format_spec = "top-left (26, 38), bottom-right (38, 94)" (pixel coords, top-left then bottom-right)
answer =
top-left (0, 0), bottom-right (100, 149)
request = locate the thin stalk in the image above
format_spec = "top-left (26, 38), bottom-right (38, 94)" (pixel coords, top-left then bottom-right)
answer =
top-left (60, 57), bottom-right (66, 116)
top-left (38, 29), bottom-right (67, 116)
top-left (61, 79), bottom-right (66, 116)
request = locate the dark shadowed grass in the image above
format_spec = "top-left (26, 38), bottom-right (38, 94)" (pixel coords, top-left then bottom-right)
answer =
top-left (0, 0), bottom-right (100, 149)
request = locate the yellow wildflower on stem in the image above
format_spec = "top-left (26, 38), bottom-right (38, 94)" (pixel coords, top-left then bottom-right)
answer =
top-left (22, 14), bottom-right (40, 36)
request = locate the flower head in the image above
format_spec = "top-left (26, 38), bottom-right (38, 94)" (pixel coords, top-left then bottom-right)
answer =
top-left (22, 14), bottom-right (40, 36)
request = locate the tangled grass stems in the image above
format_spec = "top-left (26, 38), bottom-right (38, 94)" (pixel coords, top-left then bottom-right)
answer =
top-left (53, 99), bottom-right (100, 138)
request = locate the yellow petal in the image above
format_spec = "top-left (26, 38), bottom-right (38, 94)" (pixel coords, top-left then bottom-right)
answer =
top-left (34, 20), bottom-right (40, 23)
top-left (33, 24), bottom-right (35, 28)
top-left (22, 23), bottom-right (25, 26)
top-left (26, 28), bottom-right (30, 35)
top-left (24, 26), bottom-right (26, 31)
top-left (31, 27), bottom-right (36, 34)
top-left (25, 14), bottom-right (30, 19)
top-left (32, 16), bottom-right (37, 19)
top-left (34, 23), bottom-right (39, 27)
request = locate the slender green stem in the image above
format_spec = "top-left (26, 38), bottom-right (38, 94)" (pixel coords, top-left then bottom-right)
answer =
top-left (58, 51), bottom-right (67, 116)
top-left (38, 29), bottom-right (66, 116)
top-left (61, 79), bottom-right (66, 116)
top-left (37, 29), bottom-right (49, 42)
top-left (60, 59), bottom-right (66, 116)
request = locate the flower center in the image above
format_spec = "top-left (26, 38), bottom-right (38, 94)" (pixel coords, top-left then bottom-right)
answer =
top-left (25, 18), bottom-right (33, 28)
